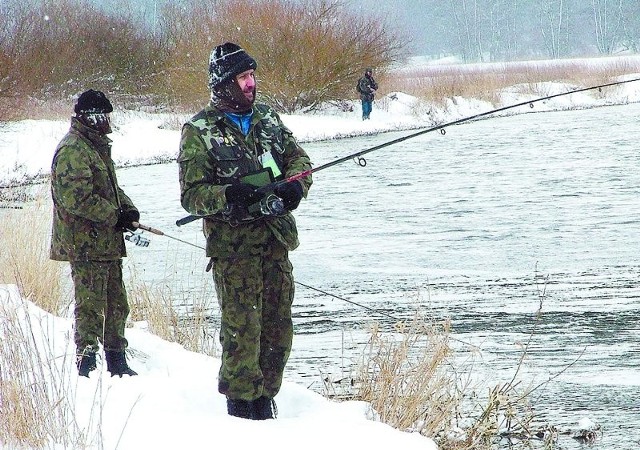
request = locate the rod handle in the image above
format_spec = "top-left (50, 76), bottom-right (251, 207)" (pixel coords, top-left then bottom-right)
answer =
top-left (175, 215), bottom-right (201, 227)
top-left (132, 222), bottom-right (164, 235)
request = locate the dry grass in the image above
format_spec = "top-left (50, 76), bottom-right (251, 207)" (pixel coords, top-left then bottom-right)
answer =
top-left (0, 191), bottom-right (213, 447)
top-left (0, 288), bottom-right (86, 448)
top-left (0, 187), bottom-right (217, 355)
top-left (388, 57), bottom-right (640, 106)
top-left (357, 316), bottom-right (459, 437)
top-left (349, 314), bottom-right (546, 449)
top-left (127, 275), bottom-right (218, 357)
top-left (345, 278), bottom-right (566, 449)
top-left (0, 189), bottom-right (69, 316)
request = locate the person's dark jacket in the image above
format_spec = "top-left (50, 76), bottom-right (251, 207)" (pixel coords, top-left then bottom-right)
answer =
top-left (50, 117), bottom-right (137, 261)
top-left (357, 73), bottom-right (378, 102)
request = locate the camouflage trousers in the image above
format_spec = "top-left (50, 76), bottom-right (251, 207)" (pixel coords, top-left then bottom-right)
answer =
top-left (212, 240), bottom-right (294, 401)
top-left (70, 260), bottom-right (130, 353)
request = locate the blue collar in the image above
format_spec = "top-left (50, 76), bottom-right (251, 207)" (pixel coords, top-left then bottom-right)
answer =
top-left (224, 111), bottom-right (253, 136)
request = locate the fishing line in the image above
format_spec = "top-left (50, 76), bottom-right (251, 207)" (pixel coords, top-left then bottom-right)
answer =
top-left (134, 222), bottom-right (403, 322)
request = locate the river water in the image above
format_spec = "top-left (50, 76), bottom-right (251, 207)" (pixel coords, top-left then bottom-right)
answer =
top-left (118, 103), bottom-right (640, 449)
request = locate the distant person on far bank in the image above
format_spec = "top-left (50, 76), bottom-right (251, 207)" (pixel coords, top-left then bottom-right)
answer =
top-left (50, 89), bottom-right (140, 379)
top-left (356, 68), bottom-right (378, 120)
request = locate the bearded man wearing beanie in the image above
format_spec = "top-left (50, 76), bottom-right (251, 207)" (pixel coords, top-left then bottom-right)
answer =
top-left (50, 89), bottom-right (140, 378)
top-left (178, 43), bottom-right (313, 420)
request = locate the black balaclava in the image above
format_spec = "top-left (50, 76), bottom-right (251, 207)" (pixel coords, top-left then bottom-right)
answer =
top-left (74, 89), bottom-right (113, 135)
top-left (207, 42), bottom-right (258, 113)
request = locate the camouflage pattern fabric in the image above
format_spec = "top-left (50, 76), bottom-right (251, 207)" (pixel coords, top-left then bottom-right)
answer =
top-left (178, 103), bottom-right (312, 256)
top-left (50, 117), bottom-right (137, 261)
top-left (214, 240), bottom-right (294, 399)
top-left (50, 117), bottom-right (137, 354)
top-left (178, 102), bottom-right (312, 400)
top-left (71, 260), bottom-right (129, 352)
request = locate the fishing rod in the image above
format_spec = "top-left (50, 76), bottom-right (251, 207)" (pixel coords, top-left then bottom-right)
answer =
top-left (176, 75), bottom-right (640, 228)
top-left (131, 222), bottom-right (205, 250)
top-left (131, 221), bottom-right (402, 322)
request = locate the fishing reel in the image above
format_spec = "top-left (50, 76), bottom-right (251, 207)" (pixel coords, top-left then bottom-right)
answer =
top-left (125, 230), bottom-right (150, 247)
top-left (248, 193), bottom-right (286, 216)
top-left (222, 193), bottom-right (286, 226)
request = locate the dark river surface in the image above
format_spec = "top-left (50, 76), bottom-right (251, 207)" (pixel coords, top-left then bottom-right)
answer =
top-left (118, 103), bottom-right (640, 449)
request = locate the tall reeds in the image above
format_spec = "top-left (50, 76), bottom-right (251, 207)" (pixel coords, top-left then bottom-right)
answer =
top-left (0, 189), bottom-right (68, 315)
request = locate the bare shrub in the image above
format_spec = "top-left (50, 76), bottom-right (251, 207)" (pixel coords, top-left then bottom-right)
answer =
top-left (356, 315), bottom-right (462, 438)
top-left (151, 1), bottom-right (218, 109)
top-left (0, 0), bottom-right (166, 114)
top-left (158, 0), bottom-right (406, 112)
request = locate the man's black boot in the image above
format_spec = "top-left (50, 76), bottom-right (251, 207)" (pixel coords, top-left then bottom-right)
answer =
top-left (226, 397), bottom-right (253, 419)
top-left (76, 350), bottom-right (97, 377)
top-left (252, 396), bottom-right (277, 420)
top-left (105, 350), bottom-right (138, 377)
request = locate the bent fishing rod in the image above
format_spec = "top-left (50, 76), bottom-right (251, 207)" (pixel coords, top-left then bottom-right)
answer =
top-left (176, 75), bottom-right (640, 227)
top-left (131, 221), bottom-right (400, 321)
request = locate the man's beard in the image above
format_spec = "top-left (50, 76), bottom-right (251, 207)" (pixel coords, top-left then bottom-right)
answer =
top-left (211, 80), bottom-right (255, 113)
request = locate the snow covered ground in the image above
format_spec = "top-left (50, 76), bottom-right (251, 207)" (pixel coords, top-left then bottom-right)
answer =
top-left (0, 285), bottom-right (435, 450)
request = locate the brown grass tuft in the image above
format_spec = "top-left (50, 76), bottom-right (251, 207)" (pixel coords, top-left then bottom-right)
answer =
top-left (0, 189), bottom-right (69, 316)
top-left (126, 266), bottom-right (218, 357)
top-left (357, 315), bottom-right (458, 437)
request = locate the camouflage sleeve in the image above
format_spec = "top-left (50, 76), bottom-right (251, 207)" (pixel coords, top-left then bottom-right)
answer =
top-left (177, 123), bottom-right (227, 216)
top-left (118, 188), bottom-right (138, 215)
top-left (274, 112), bottom-right (313, 196)
top-left (51, 145), bottom-right (119, 224)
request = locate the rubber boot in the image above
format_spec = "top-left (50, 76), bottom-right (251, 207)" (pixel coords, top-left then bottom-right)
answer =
top-left (76, 350), bottom-right (97, 377)
top-left (226, 398), bottom-right (253, 419)
top-left (105, 350), bottom-right (138, 377)
top-left (252, 396), bottom-right (277, 420)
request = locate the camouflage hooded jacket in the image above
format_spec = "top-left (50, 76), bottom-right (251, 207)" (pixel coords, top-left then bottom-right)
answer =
top-left (178, 103), bottom-right (312, 258)
top-left (50, 117), bottom-right (138, 261)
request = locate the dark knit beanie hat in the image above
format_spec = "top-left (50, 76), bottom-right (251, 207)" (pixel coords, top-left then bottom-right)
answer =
top-left (74, 89), bottom-right (113, 114)
top-left (208, 42), bottom-right (257, 90)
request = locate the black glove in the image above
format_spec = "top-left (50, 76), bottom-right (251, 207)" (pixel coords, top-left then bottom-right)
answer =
top-left (274, 181), bottom-right (304, 211)
top-left (115, 209), bottom-right (140, 231)
top-left (225, 183), bottom-right (259, 207)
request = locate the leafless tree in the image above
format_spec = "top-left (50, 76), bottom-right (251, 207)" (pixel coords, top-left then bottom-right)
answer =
top-left (591, 0), bottom-right (624, 54)
top-left (538, 0), bottom-right (572, 58)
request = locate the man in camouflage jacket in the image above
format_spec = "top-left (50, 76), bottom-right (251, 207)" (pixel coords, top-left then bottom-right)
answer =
top-left (50, 89), bottom-right (139, 378)
top-left (178, 43), bottom-right (312, 420)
